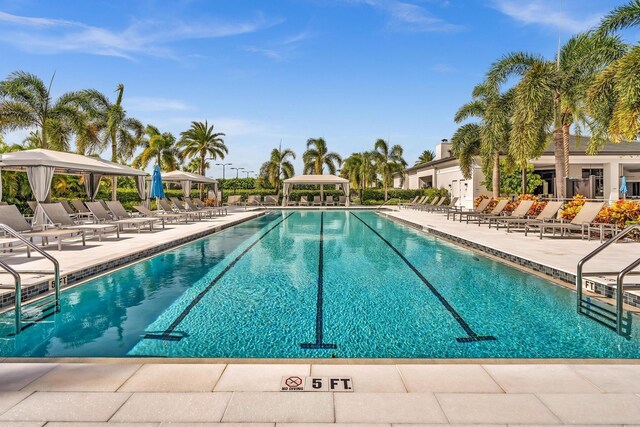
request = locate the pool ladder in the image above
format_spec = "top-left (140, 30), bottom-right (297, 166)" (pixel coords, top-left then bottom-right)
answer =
top-left (576, 224), bottom-right (640, 336)
top-left (0, 224), bottom-right (60, 335)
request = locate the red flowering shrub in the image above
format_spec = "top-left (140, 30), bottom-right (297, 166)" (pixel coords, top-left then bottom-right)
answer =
top-left (559, 195), bottom-right (587, 220)
top-left (595, 199), bottom-right (640, 229)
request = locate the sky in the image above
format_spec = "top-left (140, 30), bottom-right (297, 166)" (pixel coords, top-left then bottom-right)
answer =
top-left (0, 0), bottom-right (632, 178)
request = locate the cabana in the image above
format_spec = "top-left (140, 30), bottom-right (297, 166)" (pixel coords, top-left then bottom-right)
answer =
top-left (0, 149), bottom-right (147, 225)
top-left (159, 170), bottom-right (218, 199)
top-left (282, 174), bottom-right (350, 206)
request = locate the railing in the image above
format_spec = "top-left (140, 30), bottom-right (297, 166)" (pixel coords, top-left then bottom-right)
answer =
top-left (576, 224), bottom-right (640, 335)
top-left (0, 224), bottom-right (60, 335)
top-left (376, 198), bottom-right (401, 210)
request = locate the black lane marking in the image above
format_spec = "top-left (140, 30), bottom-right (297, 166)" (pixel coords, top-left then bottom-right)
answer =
top-left (144, 213), bottom-right (294, 341)
top-left (301, 212), bottom-right (337, 350)
top-left (350, 212), bottom-right (496, 343)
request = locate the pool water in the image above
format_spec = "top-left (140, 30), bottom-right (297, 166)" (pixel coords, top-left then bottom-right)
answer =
top-left (1, 210), bottom-right (639, 358)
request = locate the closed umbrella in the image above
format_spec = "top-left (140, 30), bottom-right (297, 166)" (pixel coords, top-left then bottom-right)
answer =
top-left (621, 176), bottom-right (628, 199)
top-left (150, 164), bottom-right (165, 210)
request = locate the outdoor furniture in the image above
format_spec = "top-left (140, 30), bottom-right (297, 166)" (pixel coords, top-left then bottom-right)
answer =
top-left (451, 198), bottom-right (491, 222)
top-left (419, 196), bottom-right (442, 211)
top-left (226, 195), bottom-right (242, 206)
top-left (86, 201), bottom-right (155, 233)
top-left (431, 197), bottom-right (459, 214)
top-left (194, 198), bottom-right (227, 216)
top-left (399, 196), bottom-right (419, 209)
top-left (466, 199), bottom-right (510, 226)
top-left (497, 201), bottom-right (564, 232)
top-left (246, 195), bottom-right (261, 206)
top-left (106, 201), bottom-right (160, 229)
top-left (0, 205), bottom-right (84, 252)
top-left (159, 198), bottom-right (202, 221)
top-left (183, 198), bottom-right (218, 218)
top-left (70, 200), bottom-right (93, 220)
top-left (41, 203), bottom-right (120, 241)
top-left (299, 196), bottom-right (310, 206)
top-left (325, 195), bottom-right (335, 206)
top-left (412, 196), bottom-right (433, 210)
top-left (59, 200), bottom-right (78, 217)
top-left (586, 222), bottom-right (619, 242)
top-left (420, 196), bottom-right (446, 211)
top-left (525, 202), bottom-right (605, 240)
top-left (170, 197), bottom-right (213, 218)
top-left (264, 195), bottom-right (278, 206)
top-left (487, 200), bottom-right (534, 228)
top-left (133, 205), bottom-right (189, 226)
top-left (313, 196), bottom-right (322, 206)
top-left (339, 196), bottom-right (347, 206)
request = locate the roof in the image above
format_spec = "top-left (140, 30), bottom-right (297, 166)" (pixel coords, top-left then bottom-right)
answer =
top-left (0, 149), bottom-right (146, 176)
top-left (159, 170), bottom-right (217, 184)
top-left (401, 156), bottom-right (458, 173)
top-left (541, 136), bottom-right (640, 156)
top-left (283, 174), bottom-right (349, 185)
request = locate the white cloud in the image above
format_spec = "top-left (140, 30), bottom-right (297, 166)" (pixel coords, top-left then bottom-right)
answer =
top-left (126, 97), bottom-right (191, 112)
top-left (243, 46), bottom-right (283, 60)
top-left (0, 11), bottom-right (280, 60)
top-left (348, 0), bottom-right (463, 32)
top-left (431, 63), bottom-right (454, 73)
top-left (491, 0), bottom-right (604, 33)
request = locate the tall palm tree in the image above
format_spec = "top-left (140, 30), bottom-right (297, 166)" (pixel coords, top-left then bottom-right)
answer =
top-left (454, 83), bottom-right (514, 196)
top-left (586, 1), bottom-right (640, 150)
top-left (451, 123), bottom-right (482, 182)
top-left (0, 71), bottom-right (97, 151)
top-left (415, 150), bottom-right (435, 165)
top-left (178, 121), bottom-right (227, 198)
top-left (132, 125), bottom-right (180, 172)
top-left (374, 139), bottom-right (406, 201)
top-left (76, 84), bottom-right (145, 200)
top-left (303, 137), bottom-right (342, 174)
top-left (340, 151), bottom-right (377, 202)
top-left (185, 157), bottom-right (210, 174)
top-left (259, 144), bottom-right (295, 194)
top-left (486, 32), bottom-right (625, 197)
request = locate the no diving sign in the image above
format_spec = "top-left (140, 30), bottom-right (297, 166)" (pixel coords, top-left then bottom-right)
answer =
top-left (281, 376), bottom-right (353, 392)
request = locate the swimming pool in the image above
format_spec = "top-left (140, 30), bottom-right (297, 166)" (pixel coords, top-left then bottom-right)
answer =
top-left (1, 210), bottom-right (639, 358)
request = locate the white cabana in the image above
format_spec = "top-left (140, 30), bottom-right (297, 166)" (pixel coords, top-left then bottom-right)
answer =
top-left (0, 149), bottom-right (147, 225)
top-left (158, 170), bottom-right (218, 199)
top-left (282, 174), bottom-right (350, 206)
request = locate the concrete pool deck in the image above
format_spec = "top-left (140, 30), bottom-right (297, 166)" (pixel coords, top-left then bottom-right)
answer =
top-left (0, 362), bottom-right (640, 424)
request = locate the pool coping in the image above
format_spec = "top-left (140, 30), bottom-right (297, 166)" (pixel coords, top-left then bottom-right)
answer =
top-left (0, 211), bottom-right (266, 311)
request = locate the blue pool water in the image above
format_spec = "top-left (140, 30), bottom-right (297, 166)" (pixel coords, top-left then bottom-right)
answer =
top-left (1, 210), bottom-right (639, 358)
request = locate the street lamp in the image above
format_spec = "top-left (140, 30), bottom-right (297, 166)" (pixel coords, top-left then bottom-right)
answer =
top-left (230, 167), bottom-right (245, 194)
top-left (215, 162), bottom-right (232, 204)
top-left (243, 170), bottom-right (254, 178)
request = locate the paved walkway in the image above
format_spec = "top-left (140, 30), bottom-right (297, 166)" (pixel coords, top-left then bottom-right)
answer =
top-left (1, 362), bottom-right (640, 425)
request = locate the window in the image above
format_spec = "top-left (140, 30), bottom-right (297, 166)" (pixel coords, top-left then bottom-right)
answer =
top-left (582, 168), bottom-right (604, 197)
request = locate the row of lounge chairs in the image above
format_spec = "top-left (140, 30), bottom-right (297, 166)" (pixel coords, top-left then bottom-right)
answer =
top-left (226, 195), bottom-right (279, 206)
top-left (402, 195), bottom-right (616, 241)
top-left (0, 196), bottom-right (228, 251)
top-left (289, 195), bottom-right (347, 206)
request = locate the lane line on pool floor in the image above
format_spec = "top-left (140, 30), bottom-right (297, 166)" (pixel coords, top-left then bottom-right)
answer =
top-left (350, 212), bottom-right (496, 343)
top-left (301, 211), bottom-right (337, 350)
top-left (143, 212), bottom-right (294, 341)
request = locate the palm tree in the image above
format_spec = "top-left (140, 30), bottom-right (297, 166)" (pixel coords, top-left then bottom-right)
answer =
top-left (303, 137), bottom-right (342, 174)
top-left (0, 71), bottom-right (97, 151)
top-left (132, 125), bottom-right (180, 172)
top-left (586, 1), bottom-right (640, 150)
top-left (75, 84), bottom-right (145, 200)
top-left (454, 83), bottom-right (514, 196)
top-left (451, 123), bottom-right (482, 182)
top-left (374, 139), bottom-right (406, 201)
top-left (415, 150), bottom-right (435, 165)
top-left (185, 157), bottom-right (210, 174)
top-left (259, 144), bottom-right (295, 194)
top-left (340, 151), bottom-right (377, 202)
top-left (178, 121), bottom-right (227, 198)
top-left (486, 32), bottom-right (625, 197)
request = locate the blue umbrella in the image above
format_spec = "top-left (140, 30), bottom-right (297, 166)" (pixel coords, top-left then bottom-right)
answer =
top-left (150, 165), bottom-right (165, 209)
top-left (620, 176), bottom-right (628, 199)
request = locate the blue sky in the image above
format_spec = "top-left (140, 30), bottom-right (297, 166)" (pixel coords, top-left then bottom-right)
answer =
top-left (0, 0), bottom-right (630, 177)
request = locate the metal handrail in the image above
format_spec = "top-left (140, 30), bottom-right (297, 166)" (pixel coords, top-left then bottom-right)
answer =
top-left (376, 198), bottom-right (401, 210)
top-left (616, 257), bottom-right (640, 334)
top-left (0, 223), bottom-right (61, 334)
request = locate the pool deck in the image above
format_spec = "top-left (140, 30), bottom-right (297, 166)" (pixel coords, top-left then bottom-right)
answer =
top-left (1, 207), bottom-right (640, 424)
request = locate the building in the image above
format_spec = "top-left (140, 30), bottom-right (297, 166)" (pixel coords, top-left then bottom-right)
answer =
top-left (395, 137), bottom-right (640, 209)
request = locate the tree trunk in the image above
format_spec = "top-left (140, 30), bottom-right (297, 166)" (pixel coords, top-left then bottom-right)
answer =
top-left (521, 166), bottom-right (527, 194)
top-left (553, 128), bottom-right (565, 199)
top-left (200, 154), bottom-right (205, 200)
top-left (492, 152), bottom-right (500, 198)
top-left (562, 122), bottom-right (571, 181)
top-left (111, 133), bottom-right (117, 201)
top-left (384, 175), bottom-right (388, 202)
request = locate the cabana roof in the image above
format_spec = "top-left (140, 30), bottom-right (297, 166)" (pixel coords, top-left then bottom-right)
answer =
top-left (159, 170), bottom-right (218, 184)
top-left (0, 149), bottom-right (146, 176)
top-left (283, 174), bottom-right (348, 185)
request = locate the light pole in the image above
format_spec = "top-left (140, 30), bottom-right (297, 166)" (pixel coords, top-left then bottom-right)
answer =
top-left (243, 170), bottom-right (254, 178)
top-left (230, 167), bottom-right (244, 194)
top-left (215, 162), bottom-right (232, 204)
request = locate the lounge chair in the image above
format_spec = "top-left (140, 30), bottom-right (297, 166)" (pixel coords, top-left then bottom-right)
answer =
top-left (41, 203), bottom-right (119, 241)
top-left (431, 197), bottom-right (458, 214)
top-left (133, 205), bottom-right (189, 226)
top-left (246, 195), bottom-right (261, 206)
top-left (525, 202), bottom-right (605, 240)
top-left (106, 201), bottom-right (160, 229)
top-left (193, 198), bottom-right (227, 216)
top-left (226, 195), bottom-right (243, 206)
top-left (86, 201), bottom-right (155, 233)
top-left (299, 196), bottom-right (310, 206)
top-left (264, 195), bottom-right (278, 206)
top-left (325, 195), bottom-right (335, 206)
top-left (497, 201), bottom-right (564, 232)
top-left (183, 198), bottom-right (218, 218)
top-left (59, 200), bottom-right (77, 216)
top-left (420, 196), bottom-right (446, 211)
top-left (339, 196), bottom-right (347, 206)
top-left (412, 196), bottom-right (433, 210)
top-left (313, 196), bottom-right (322, 206)
top-left (487, 200), bottom-right (534, 229)
top-left (419, 196), bottom-right (442, 211)
top-left (170, 197), bottom-right (212, 219)
top-left (399, 196), bottom-right (419, 209)
top-left (452, 198), bottom-right (491, 222)
top-left (0, 205), bottom-right (85, 252)
top-left (70, 200), bottom-right (93, 220)
top-left (465, 199), bottom-right (510, 226)
top-left (159, 199), bottom-right (202, 222)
